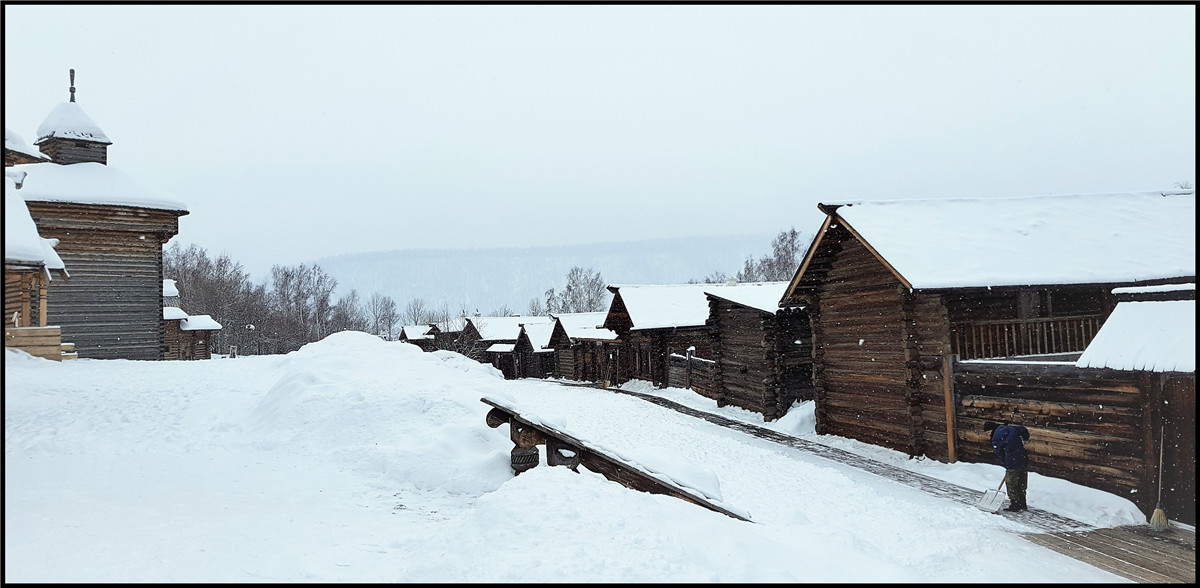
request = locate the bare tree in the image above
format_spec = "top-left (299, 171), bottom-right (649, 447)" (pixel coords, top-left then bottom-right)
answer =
top-left (729, 227), bottom-right (807, 283)
top-left (404, 298), bottom-right (429, 326)
top-left (366, 293), bottom-right (399, 339)
top-left (527, 297), bottom-right (545, 316)
top-left (545, 266), bottom-right (609, 313)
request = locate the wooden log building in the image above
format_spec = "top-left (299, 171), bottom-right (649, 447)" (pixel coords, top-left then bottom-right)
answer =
top-left (398, 324), bottom-right (439, 352)
top-left (9, 74), bottom-right (189, 360)
top-left (546, 311), bottom-right (619, 384)
top-left (780, 190), bottom-right (1195, 522)
top-left (161, 279), bottom-right (223, 360)
top-left (602, 283), bottom-right (720, 388)
top-left (458, 315), bottom-right (555, 372)
top-left (704, 282), bottom-right (812, 421)
top-left (512, 322), bottom-right (557, 379)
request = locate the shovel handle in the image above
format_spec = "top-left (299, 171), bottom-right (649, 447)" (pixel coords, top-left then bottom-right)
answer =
top-left (996, 478), bottom-right (1006, 490)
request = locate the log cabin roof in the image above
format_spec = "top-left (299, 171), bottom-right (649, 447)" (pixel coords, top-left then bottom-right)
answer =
top-left (162, 279), bottom-right (179, 297)
top-left (517, 322), bottom-right (557, 350)
top-left (466, 315), bottom-right (555, 342)
top-left (607, 282), bottom-right (786, 330)
top-left (789, 190), bottom-right (1195, 295)
top-left (163, 306), bottom-right (189, 320)
top-left (550, 311), bottom-right (617, 341)
top-left (4, 176), bottom-right (66, 274)
top-left (485, 343), bottom-right (515, 353)
top-left (1075, 293), bottom-right (1195, 373)
top-left (35, 102), bottom-right (111, 145)
top-left (180, 314), bottom-right (222, 331)
top-left (703, 281), bottom-right (790, 313)
top-left (400, 324), bottom-right (434, 340)
top-left (5, 128), bottom-right (50, 163)
top-left (11, 161), bottom-right (188, 212)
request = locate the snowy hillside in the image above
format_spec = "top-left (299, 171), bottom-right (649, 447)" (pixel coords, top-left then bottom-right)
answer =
top-left (313, 232), bottom-right (779, 313)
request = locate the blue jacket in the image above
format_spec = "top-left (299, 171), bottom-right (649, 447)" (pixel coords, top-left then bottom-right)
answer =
top-left (990, 424), bottom-right (1030, 470)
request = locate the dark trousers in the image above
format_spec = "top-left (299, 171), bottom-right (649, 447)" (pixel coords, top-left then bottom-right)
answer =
top-left (1005, 468), bottom-right (1028, 508)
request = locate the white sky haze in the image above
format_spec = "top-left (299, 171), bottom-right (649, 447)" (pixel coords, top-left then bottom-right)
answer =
top-left (3, 4), bottom-right (1195, 275)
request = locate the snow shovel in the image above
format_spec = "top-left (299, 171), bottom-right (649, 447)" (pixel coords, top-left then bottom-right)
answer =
top-left (975, 478), bottom-right (1007, 512)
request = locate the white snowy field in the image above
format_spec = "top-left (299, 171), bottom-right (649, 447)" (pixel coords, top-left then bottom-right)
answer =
top-left (4, 331), bottom-right (1149, 582)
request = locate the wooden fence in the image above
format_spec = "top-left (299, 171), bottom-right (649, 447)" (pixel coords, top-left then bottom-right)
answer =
top-left (667, 352), bottom-right (718, 399)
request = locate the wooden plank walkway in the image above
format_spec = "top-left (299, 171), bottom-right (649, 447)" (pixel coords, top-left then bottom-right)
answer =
top-left (599, 385), bottom-right (1195, 583)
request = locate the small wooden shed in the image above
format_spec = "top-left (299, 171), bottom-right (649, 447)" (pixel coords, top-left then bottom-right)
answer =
top-left (161, 279), bottom-right (223, 360)
top-left (12, 81), bottom-right (189, 360)
top-left (704, 281), bottom-right (812, 421)
top-left (512, 322), bottom-right (557, 379)
top-left (546, 311), bottom-right (619, 383)
top-left (602, 283), bottom-right (719, 388)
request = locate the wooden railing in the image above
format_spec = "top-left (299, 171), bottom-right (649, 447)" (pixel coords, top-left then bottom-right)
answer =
top-left (951, 315), bottom-right (1104, 360)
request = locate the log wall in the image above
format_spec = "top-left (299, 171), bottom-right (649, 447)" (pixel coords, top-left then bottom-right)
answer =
top-left (38, 140), bottom-right (108, 165)
top-left (26, 201), bottom-right (182, 360)
top-left (707, 297), bottom-right (813, 420)
top-left (950, 361), bottom-right (1196, 524)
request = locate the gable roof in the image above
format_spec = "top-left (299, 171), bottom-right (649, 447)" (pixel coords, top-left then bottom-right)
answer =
top-left (1076, 284), bottom-right (1195, 373)
top-left (467, 315), bottom-right (555, 341)
top-left (791, 190), bottom-right (1195, 293)
top-left (517, 322), bottom-right (558, 351)
top-left (400, 324), bottom-right (434, 340)
top-left (704, 281), bottom-right (790, 313)
top-left (608, 282), bottom-right (787, 330)
top-left (550, 311), bottom-right (617, 341)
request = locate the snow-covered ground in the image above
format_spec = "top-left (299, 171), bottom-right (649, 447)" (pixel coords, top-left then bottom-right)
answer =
top-left (5, 332), bottom-right (1150, 582)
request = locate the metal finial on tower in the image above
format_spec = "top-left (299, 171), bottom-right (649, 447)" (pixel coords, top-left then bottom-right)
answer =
top-left (69, 69), bottom-right (76, 102)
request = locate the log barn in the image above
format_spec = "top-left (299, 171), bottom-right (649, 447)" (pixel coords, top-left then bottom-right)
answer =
top-left (512, 322), bottom-right (556, 379)
top-left (602, 283), bottom-right (721, 388)
top-left (704, 281), bottom-right (812, 421)
top-left (161, 279), bottom-right (223, 360)
top-left (780, 190), bottom-right (1195, 518)
top-left (458, 315), bottom-right (555, 372)
top-left (398, 324), bottom-right (439, 351)
top-left (10, 81), bottom-right (189, 360)
top-left (4, 174), bottom-right (70, 360)
top-left (546, 311), bottom-right (619, 383)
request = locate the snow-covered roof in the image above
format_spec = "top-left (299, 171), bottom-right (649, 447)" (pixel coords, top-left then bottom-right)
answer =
top-left (519, 322), bottom-right (557, 350)
top-left (1111, 283), bottom-right (1195, 296)
top-left (35, 102), bottom-right (112, 145)
top-left (821, 190), bottom-right (1195, 290)
top-left (5, 128), bottom-right (49, 162)
top-left (704, 281), bottom-right (790, 313)
top-left (551, 311), bottom-right (618, 341)
top-left (610, 282), bottom-right (787, 330)
top-left (485, 343), bottom-right (514, 353)
top-left (5, 176), bottom-right (66, 274)
top-left (469, 315), bottom-right (555, 341)
top-left (400, 324), bottom-right (434, 340)
top-left (1076, 298), bottom-right (1195, 373)
top-left (180, 314), bottom-right (222, 331)
top-left (163, 279), bottom-right (179, 297)
top-left (12, 162), bottom-right (188, 212)
top-left (163, 306), bottom-right (188, 321)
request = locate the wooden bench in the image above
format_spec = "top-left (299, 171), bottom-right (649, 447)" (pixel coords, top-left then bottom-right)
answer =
top-left (482, 397), bottom-right (750, 521)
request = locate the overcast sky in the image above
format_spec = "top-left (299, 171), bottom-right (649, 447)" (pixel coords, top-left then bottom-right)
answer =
top-left (4, 4), bottom-right (1195, 276)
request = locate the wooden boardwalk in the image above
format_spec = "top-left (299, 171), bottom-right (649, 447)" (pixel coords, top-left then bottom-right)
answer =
top-left (604, 385), bottom-right (1196, 583)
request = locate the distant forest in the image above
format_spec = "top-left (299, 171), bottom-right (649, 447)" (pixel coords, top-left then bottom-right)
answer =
top-left (163, 227), bottom-right (804, 356)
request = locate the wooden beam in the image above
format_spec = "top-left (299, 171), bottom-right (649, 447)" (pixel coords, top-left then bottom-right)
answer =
top-left (943, 354), bottom-right (957, 462)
